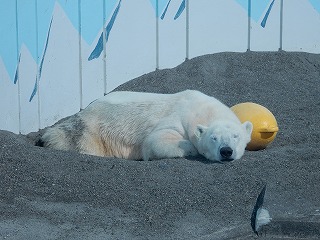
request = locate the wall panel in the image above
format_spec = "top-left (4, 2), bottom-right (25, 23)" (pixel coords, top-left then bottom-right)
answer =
top-left (1, 0), bottom-right (320, 133)
top-left (0, 1), bottom-right (19, 133)
top-left (105, 0), bottom-right (157, 92)
top-left (80, 0), bottom-right (105, 108)
top-left (38, 2), bottom-right (80, 128)
top-left (189, 0), bottom-right (248, 58)
top-left (17, 0), bottom-right (39, 134)
top-left (282, 0), bottom-right (320, 53)
top-left (158, 0), bottom-right (187, 69)
top-left (250, 0), bottom-right (281, 51)
top-left (0, 58), bottom-right (19, 133)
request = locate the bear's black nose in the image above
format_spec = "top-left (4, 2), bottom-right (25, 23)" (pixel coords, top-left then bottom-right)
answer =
top-left (220, 147), bottom-right (233, 159)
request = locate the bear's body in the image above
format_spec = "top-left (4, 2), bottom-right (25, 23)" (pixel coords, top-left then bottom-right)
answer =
top-left (40, 90), bottom-right (252, 162)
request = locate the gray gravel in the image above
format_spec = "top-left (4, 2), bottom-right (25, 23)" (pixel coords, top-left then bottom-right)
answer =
top-left (1, 51), bottom-right (320, 239)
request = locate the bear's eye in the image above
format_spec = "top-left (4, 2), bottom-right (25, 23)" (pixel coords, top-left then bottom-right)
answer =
top-left (233, 134), bottom-right (239, 139)
top-left (210, 135), bottom-right (217, 141)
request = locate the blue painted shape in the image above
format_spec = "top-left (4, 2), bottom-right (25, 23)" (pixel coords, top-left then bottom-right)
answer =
top-left (80, 0), bottom-right (103, 45)
top-left (235, 0), bottom-right (271, 22)
top-left (88, 0), bottom-right (122, 61)
top-left (57, 0), bottom-right (79, 31)
top-left (149, 0), bottom-right (169, 17)
top-left (29, 17), bottom-right (53, 102)
top-left (0, 0), bottom-right (18, 81)
top-left (88, 33), bottom-right (104, 61)
top-left (67, 0), bottom-right (118, 45)
top-left (261, 0), bottom-right (275, 28)
top-left (0, 0), bottom-right (119, 83)
top-left (235, 0), bottom-right (249, 14)
top-left (160, 0), bottom-right (172, 20)
top-left (17, 0), bottom-right (37, 62)
top-left (308, 0), bottom-right (320, 13)
top-left (174, 0), bottom-right (185, 20)
top-left (39, 18), bottom-right (52, 80)
top-left (105, 0), bottom-right (122, 44)
top-left (29, 79), bottom-right (38, 102)
top-left (14, 53), bottom-right (21, 84)
top-left (37, 0), bottom-right (55, 64)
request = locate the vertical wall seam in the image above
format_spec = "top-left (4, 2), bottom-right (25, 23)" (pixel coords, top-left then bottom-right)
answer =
top-left (35, 0), bottom-right (41, 130)
top-left (103, 0), bottom-right (107, 95)
top-left (186, 0), bottom-right (189, 60)
top-left (78, 0), bottom-right (83, 110)
top-left (247, 0), bottom-right (251, 51)
top-left (15, 0), bottom-right (22, 133)
top-left (156, 0), bottom-right (159, 70)
top-left (279, 0), bottom-right (283, 50)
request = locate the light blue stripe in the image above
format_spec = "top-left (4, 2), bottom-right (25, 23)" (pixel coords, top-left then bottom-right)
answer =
top-left (106, 0), bottom-right (121, 42)
top-left (29, 79), bottom-right (38, 102)
top-left (29, 17), bottom-right (52, 102)
top-left (235, 0), bottom-right (271, 22)
top-left (1, 0), bottom-right (119, 82)
top-left (88, 0), bottom-right (122, 61)
top-left (80, 0), bottom-right (103, 45)
top-left (36, 0), bottom-right (55, 66)
top-left (14, 53), bottom-right (21, 84)
top-left (174, 0), bottom-right (185, 20)
top-left (308, 0), bottom-right (320, 13)
top-left (149, 0), bottom-right (168, 17)
top-left (261, 0), bottom-right (275, 28)
top-left (38, 17), bottom-right (52, 80)
top-left (0, 0), bottom-right (18, 81)
top-left (17, 0), bottom-right (37, 62)
top-left (88, 33), bottom-right (104, 61)
top-left (160, 0), bottom-right (172, 20)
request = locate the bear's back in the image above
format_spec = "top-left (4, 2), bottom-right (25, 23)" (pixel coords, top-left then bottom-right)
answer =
top-left (98, 90), bottom-right (209, 104)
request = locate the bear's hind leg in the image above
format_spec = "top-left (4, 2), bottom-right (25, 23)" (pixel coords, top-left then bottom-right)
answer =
top-left (78, 131), bottom-right (107, 157)
top-left (142, 129), bottom-right (198, 160)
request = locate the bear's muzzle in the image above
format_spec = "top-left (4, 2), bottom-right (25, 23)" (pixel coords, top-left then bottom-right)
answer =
top-left (220, 146), bottom-right (234, 161)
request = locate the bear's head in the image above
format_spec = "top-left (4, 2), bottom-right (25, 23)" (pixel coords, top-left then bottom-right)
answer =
top-left (195, 120), bottom-right (253, 162)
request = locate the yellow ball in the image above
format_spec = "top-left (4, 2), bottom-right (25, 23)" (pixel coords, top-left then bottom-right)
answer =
top-left (231, 102), bottom-right (279, 151)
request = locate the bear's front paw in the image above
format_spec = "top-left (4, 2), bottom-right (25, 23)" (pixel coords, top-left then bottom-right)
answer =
top-left (188, 147), bottom-right (199, 156)
top-left (179, 140), bottom-right (198, 157)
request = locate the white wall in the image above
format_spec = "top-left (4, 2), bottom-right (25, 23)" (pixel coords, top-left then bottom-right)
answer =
top-left (1, 0), bottom-right (320, 134)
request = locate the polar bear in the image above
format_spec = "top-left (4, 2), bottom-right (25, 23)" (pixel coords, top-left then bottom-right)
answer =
top-left (39, 90), bottom-right (253, 162)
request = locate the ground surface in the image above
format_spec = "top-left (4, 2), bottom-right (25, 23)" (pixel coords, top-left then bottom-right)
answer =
top-left (1, 51), bottom-right (320, 239)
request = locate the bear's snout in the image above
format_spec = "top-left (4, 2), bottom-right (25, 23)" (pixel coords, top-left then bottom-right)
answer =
top-left (220, 146), bottom-right (233, 160)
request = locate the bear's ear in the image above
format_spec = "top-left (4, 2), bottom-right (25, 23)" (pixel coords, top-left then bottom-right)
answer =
top-left (195, 125), bottom-right (208, 139)
top-left (242, 121), bottom-right (253, 137)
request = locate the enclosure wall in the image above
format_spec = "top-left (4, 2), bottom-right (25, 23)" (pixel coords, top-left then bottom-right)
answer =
top-left (1, 0), bottom-right (320, 133)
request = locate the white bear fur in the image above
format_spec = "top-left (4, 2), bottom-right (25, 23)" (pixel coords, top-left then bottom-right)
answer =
top-left (41, 90), bottom-right (253, 161)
